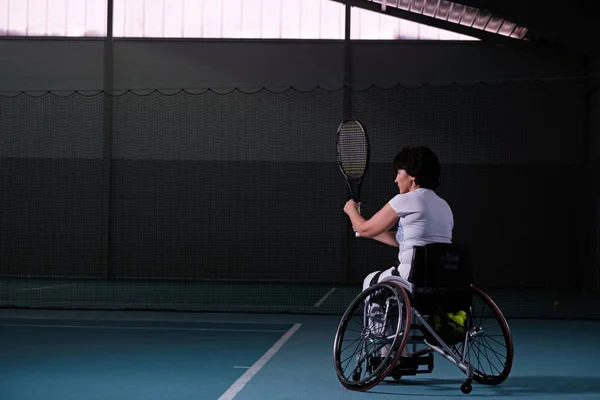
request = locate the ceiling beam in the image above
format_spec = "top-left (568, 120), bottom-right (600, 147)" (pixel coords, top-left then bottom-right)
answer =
top-left (440, 0), bottom-right (596, 55)
top-left (328, 0), bottom-right (529, 47)
top-left (330, 0), bottom-right (590, 58)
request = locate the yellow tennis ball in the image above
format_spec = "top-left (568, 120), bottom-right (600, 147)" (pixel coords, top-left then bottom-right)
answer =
top-left (452, 315), bottom-right (465, 326)
top-left (457, 310), bottom-right (467, 319)
top-left (553, 301), bottom-right (559, 307)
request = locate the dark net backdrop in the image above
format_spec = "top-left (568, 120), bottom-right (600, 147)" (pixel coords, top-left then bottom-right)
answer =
top-left (590, 82), bottom-right (600, 300)
top-left (0, 80), bottom-right (598, 318)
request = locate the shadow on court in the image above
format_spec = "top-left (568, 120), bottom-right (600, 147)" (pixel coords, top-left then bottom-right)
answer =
top-left (369, 376), bottom-right (600, 397)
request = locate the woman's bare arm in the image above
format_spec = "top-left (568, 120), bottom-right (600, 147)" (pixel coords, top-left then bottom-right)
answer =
top-left (344, 201), bottom-right (398, 239)
top-left (370, 231), bottom-right (399, 247)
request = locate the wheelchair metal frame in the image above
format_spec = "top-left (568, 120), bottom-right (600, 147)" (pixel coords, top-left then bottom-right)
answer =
top-left (379, 276), bottom-right (475, 392)
top-left (409, 307), bottom-right (474, 378)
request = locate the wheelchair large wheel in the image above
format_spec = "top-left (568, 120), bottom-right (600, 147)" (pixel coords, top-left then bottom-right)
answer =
top-left (333, 282), bottom-right (412, 391)
top-left (455, 285), bottom-right (514, 385)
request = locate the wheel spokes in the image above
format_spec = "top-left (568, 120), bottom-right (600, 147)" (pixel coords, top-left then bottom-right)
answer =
top-left (335, 283), bottom-right (410, 388)
top-left (459, 288), bottom-right (511, 382)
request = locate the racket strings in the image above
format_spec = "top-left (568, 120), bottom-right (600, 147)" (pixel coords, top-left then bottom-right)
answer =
top-left (338, 128), bottom-right (368, 179)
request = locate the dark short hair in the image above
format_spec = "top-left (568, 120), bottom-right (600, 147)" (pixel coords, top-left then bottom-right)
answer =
top-left (392, 146), bottom-right (441, 190)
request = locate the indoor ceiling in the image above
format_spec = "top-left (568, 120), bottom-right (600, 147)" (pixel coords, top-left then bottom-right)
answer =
top-left (335, 0), bottom-right (600, 58)
top-left (368, 0), bottom-right (529, 39)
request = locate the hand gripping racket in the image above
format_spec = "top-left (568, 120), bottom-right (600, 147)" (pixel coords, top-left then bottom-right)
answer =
top-left (336, 119), bottom-right (370, 237)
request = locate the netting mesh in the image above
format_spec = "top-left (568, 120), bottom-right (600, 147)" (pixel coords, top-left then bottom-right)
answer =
top-left (0, 79), bottom-right (599, 318)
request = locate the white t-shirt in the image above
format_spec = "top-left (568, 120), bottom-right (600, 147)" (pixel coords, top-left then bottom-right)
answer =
top-left (388, 188), bottom-right (453, 278)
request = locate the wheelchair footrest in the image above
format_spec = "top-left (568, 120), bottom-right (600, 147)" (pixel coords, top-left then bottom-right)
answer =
top-left (390, 353), bottom-right (434, 377)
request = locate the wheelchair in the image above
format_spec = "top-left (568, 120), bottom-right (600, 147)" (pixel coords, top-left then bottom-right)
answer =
top-left (333, 243), bottom-right (514, 394)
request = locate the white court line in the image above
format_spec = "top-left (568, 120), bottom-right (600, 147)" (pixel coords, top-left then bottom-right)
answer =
top-left (313, 287), bottom-right (336, 308)
top-left (22, 283), bottom-right (77, 291)
top-left (0, 315), bottom-right (293, 325)
top-left (218, 323), bottom-right (302, 400)
top-left (0, 324), bottom-right (288, 333)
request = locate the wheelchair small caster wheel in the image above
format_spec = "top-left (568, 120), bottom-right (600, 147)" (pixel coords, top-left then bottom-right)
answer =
top-left (391, 374), bottom-right (403, 381)
top-left (461, 379), bottom-right (472, 394)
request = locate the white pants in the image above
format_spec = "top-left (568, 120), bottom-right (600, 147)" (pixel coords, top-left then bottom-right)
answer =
top-left (362, 263), bottom-right (412, 292)
top-left (363, 263), bottom-right (413, 357)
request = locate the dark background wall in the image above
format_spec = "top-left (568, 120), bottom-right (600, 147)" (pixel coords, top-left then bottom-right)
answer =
top-left (0, 36), bottom-right (592, 289)
top-left (589, 56), bottom-right (600, 292)
top-left (0, 39), bottom-right (586, 91)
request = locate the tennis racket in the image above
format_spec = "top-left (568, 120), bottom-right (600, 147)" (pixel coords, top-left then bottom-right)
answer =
top-left (336, 119), bottom-right (370, 237)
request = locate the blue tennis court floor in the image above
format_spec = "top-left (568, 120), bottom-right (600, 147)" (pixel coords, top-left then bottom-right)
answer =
top-left (1, 309), bottom-right (600, 400)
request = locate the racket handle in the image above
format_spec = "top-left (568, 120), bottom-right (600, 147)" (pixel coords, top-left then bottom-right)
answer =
top-left (355, 204), bottom-right (361, 237)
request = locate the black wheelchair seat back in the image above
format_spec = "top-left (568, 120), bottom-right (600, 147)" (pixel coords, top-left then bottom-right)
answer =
top-left (408, 243), bottom-right (473, 315)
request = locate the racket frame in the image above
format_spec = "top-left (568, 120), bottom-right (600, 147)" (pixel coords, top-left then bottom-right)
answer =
top-left (336, 119), bottom-right (371, 237)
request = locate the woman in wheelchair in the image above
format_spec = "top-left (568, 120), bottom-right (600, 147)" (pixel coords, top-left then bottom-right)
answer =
top-left (343, 146), bottom-right (453, 286)
top-left (336, 146), bottom-right (514, 394)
